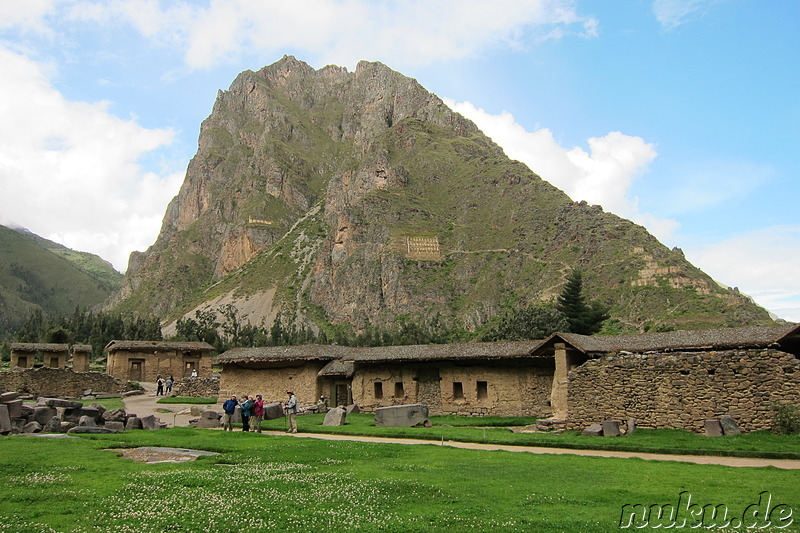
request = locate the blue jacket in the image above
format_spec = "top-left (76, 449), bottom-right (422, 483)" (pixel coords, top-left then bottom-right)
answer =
top-left (222, 399), bottom-right (238, 415)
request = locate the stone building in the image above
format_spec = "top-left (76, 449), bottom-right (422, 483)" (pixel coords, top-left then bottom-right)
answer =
top-left (105, 340), bottom-right (215, 382)
top-left (9, 343), bottom-right (69, 369)
top-left (70, 345), bottom-right (93, 372)
top-left (214, 324), bottom-right (800, 432)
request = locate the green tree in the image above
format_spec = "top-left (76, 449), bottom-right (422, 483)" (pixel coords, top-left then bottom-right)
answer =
top-left (556, 270), bottom-right (609, 335)
top-left (480, 303), bottom-right (568, 342)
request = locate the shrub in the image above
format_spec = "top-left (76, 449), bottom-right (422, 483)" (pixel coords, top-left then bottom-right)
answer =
top-left (772, 402), bottom-right (800, 435)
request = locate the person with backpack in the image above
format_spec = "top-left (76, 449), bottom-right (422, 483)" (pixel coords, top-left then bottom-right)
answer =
top-left (240, 395), bottom-right (253, 432)
top-left (165, 376), bottom-right (174, 394)
top-left (252, 394), bottom-right (265, 433)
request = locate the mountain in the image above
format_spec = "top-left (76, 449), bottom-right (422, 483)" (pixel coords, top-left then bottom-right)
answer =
top-left (110, 56), bottom-right (772, 334)
top-left (0, 225), bottom-right (123, 337)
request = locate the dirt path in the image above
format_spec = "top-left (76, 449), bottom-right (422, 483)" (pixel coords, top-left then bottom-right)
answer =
top-left (122, 382), bottom-right (223, 428)
top-left (122, 388), bottom-right (800, 470)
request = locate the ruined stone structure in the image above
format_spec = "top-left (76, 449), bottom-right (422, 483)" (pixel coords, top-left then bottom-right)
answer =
top-left (10, 343), bottom-right (70, 369)
top-left (0, 367), bottom-right (130, 398)
top-left (105, 340), bottom-right (215, 382)
top-left (71, 345), bottom-right (92, 372)
top-left (214, 324), bottom-right (800, 432)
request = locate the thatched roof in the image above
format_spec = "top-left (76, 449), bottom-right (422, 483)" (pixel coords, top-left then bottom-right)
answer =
top-left (71, 344), bottom-right (93, 353)
top-left (104, 340), bottom-right (215, 353)
top-left (318, 359), bottom-right (355, 378)
top-left (537, 324), bottom-right (797, 356)
top-left (213, 344), bottom-right (357, 364)
top-left (347, 340), bottom-right (542, 363)
top-left (10, 343), bottom-right (69, 353)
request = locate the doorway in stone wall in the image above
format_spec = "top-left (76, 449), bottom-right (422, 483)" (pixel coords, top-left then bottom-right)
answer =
top-left (184, 361), bottom-right (197, 378)
top-left (129, 360), bottom-right (143, 381)
top-left (330, 383), bottom-right (351, 407)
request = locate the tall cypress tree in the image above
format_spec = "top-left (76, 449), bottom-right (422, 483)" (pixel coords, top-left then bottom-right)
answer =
top-left (556, 269), bottom-right (609, 335)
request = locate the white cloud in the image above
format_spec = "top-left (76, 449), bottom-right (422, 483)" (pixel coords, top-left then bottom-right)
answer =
top-left (0, 1), bottom-right (55, 31)
top-left (652, 0), bottom-right (728, 30)
top-left (443, 98), bottom-right (679, 242)
top-left (0, 47), bottom-right (182, 272)
top-left (685, 225), bottom-right (800, 322)
top-left (58, 0), bottom-right (598, 70)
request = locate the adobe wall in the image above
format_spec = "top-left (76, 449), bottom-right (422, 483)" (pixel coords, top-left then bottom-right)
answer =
top-left (566, 348), bottom-right (800, 433)
top-left (218, 364), bottom-right (326, 406)
top-left (107, 351), bottom-right (213, 382)
top-left (351, 362), bottom-right (554, 417)
top-left (0, 368), bottom-right (131, 398)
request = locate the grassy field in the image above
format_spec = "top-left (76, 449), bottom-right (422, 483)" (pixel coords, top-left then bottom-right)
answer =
top-left (156, 396), bottom-right (218, 405)
top-left (252, 413), bottom-right (800, 460)
top-left (0, 428), bottom-right (798, 532)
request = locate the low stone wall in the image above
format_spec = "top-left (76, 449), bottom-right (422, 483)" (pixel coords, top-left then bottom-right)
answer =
top-left (0, 368), bottom-right (130, 398)
top-left (173, 377), bottom-right (220, 398)
top-left (566, 348), bottom-right (800, 433)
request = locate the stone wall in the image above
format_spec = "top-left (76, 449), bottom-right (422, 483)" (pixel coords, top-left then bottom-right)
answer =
top-left (566, 348), bottom-right (800, 433)
top-left (350, 362), bottom-right (554, 417)
top-left (173, 377), bottom-right (220, 398)
top-left (218, 364), bottom-right (326, 406)
top-left (0, 368), bottom-right (131, 398)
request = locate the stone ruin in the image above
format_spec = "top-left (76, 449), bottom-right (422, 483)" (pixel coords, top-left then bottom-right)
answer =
top-left (0, 387), bottom-right (166, 436)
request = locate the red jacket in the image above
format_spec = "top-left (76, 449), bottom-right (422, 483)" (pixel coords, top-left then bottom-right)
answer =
top-left (253, 398), bottom-right (265, 417)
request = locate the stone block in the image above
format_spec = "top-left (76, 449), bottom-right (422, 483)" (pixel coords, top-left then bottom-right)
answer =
top-left (0, 392), bottom-right (20, 402)
top-left (20, 404), bottom-right (34, 418)
top-left (31, 406), bottom-right (58, 426)
top-left (23, 421), bottom-right (43, 433)
top-left (60, 421), bottom-right (77, 433)
top-left (4, 399), bottom-right (23, 419)
top-left (64, 407), bottom-right (102, 423)
top-left (79, 415), bottom-right (97, 427)
top-left (90, 403), bottom-right (108, 416)
top-left (627, 418), bottom-right (636, 435)
top-left (193, 417), bottom-right (221, 428)
top-left (123, 390), bottom-right (145, 397)
top-left (190, 405), bottom-right (205, 417)
top-left (602, 420), bottom-right (621, 437)
top-left (101, 408), bottom-right (127, 423)
top-left (140, 415), bottom-right (162, 430)
top-left (582, 423), bottom-right (603, 436)
top-left (719, 415), bottom-right (741, 436)
top-left (374, 404), bottom-right (429, 427)
top-left (323, 407), bottom-right (347, 426)
top-left (346, 404), bottom-right (360, 414)
top-left (125, 417), bottom-right (143, 430)
top-left (43, 417), bottom-right (62, 433)
top-left (263, 402), bottom-right (284, 420)
top-left (201, 410), bottom-right (220, 420)
top-left (44, 398), bottom-right (83, 409)
top-left (0, 405), bottom-right (12, 434)
top-left (704, 419), bottom-right (723, 437)
top-left (104, 421), bottom-right (125, 432)
top-left (67, 426), bottom-right (119, 434)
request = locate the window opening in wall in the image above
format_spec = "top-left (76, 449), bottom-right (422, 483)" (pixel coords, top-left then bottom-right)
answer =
top-left (394, 381), bottom-right (404, 398)
top-left (374, 382), bottom-right (383, 399)
top-left (476, 380), bottom-right (488, 400)
top-left (453, 381), bottom-right (464, 400)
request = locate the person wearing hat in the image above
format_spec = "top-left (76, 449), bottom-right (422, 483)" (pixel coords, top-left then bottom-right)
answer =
top-left (284, 391), bottom-right (298, 433)
top-left (221, 395), bottom-right (238, 431)
top-left (252, 394), bottom-right (265, 433)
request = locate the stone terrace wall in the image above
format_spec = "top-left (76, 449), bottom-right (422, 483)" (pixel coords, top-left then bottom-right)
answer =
top-left (173, 377), bottom-right (220, 398)
top-left (0, 368), bottom-right (131, 398)
top-left (566, 348), bottom-right (800, 433)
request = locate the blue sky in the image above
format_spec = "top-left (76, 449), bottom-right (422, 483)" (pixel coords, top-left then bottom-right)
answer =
top-left (0, 0), bottom-right (798, 321)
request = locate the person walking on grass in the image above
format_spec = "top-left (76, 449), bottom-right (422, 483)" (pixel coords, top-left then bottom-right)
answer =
top-left (240, 395), bottom-right (253, 432)
top-left (252, 394), bottom-right (265, 433)
top-left (285, 391), bottom-right (298, 433)
top-left (222, 395), bottom-right (238, 431)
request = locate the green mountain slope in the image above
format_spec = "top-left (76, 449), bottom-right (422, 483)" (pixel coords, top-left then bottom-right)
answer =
top-left (111, 56), bottom-right (773, 334)
top-left (0, 225), bottom-right (122, 337)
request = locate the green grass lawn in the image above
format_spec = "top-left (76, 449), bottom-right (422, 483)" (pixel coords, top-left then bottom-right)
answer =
top-left (0, 429), bottom-right (798, 532)
top-left (253, 413), bottom-right (800, 460)
top-left (156, 396), bottom-right (219, 405)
